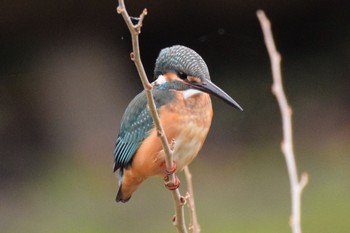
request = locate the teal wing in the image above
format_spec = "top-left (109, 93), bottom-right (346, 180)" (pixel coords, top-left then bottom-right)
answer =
top-left (113, 90), bottom-right (175, 172)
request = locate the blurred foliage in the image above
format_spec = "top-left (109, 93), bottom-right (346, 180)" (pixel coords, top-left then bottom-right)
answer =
top-left (1, 0), bottom-right (350, 232)
top-left (2, 139), bottom-right (350, 233)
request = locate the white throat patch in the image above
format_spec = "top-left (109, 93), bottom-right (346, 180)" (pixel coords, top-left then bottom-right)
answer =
top-left (154, 75), bottom-right (167, 85)
top-left (182, 89), bottom-right (202, 99)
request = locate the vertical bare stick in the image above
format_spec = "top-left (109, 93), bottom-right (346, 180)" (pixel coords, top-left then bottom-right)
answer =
top-left (117, 1), bottom-right (187, 232)
top-left (257, 10), bottom-right (308, 233)
top-left (184, 166), bottom-right (200, 233)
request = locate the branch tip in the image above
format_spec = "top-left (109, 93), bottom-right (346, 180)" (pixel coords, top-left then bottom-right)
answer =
top-left (256, 9), bottom-right (265, 17)
top-left (134, 8), bottom-right (148, 32)
top-left (256, 10), bottom-right (270, 28)
top-left (142, 8), bottom-right (148, 16)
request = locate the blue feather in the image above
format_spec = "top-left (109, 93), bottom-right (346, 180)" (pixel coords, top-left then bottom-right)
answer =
top-left (113, 89), bottom-right (175, 172)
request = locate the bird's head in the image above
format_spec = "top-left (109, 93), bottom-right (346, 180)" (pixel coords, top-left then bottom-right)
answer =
top-left (153, 45), bottom-right (243, 111)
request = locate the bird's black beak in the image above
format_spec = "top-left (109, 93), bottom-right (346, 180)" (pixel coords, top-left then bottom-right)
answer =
top-left (189, 80), bottom-right (243, 111)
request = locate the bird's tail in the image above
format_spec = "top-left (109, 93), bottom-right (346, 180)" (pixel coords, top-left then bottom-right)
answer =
top-left (116, 185), bottom-right (132, 203)
top-left (115, 168), bottom-right (131, 203)
top-left (115, 168), bottom-right (143, 203)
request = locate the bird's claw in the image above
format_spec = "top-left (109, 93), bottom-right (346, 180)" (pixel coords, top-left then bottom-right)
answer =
top-left (162, 161), bottom-right (180, 190)
top-left (164, 176), bottom-right (180, 190)
top-left (162, 161), bottom-right (177, 176)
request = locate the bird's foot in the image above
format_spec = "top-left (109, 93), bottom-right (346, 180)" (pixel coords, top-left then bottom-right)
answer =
top-left (162, 161), bottom-right (177, 176)
top-left (162, 161), bottom-right (180, 190)
top-left (164, 175), bottom-right (180, 190)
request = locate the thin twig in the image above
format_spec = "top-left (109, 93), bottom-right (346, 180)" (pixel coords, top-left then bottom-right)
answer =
top-left (117, 1), bottom-right (187, 232)
top-left (184, 166), bottom-right (200, 233)
top-left (257, 10), bottom-right (308, 233)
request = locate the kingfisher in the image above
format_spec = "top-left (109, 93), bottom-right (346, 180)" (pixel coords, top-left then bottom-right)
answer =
top-left (113, 45), bottom-right (242, 203)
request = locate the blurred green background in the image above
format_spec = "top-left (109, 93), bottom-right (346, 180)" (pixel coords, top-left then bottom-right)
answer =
top-left (1, 0), bottom-right (350, 232)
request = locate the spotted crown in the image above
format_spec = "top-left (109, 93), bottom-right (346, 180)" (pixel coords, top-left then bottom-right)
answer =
top-left (154, 45), bottom-right (211, 81)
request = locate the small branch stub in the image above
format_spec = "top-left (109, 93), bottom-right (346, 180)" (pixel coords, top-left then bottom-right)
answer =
top-left (116, 6), bottom-right (123, 14)
top-left (180, 196), bottom-right (187, 205)
top-left (300, 173), bottom-right (309, 192)
top-left (130, 52), bottom-right (135, 61)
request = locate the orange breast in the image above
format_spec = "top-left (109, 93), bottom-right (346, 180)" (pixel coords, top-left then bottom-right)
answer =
top-left (130, 91), bottom-right (213, 178)
top-left (161, 91), bottom-right (213, 170)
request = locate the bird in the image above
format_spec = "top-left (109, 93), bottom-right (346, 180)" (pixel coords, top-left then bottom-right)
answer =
top-left (113, 45), bottom-right (242, 203)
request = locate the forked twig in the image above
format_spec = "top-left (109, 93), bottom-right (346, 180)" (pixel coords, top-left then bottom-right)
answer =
top-left (117, 1), bottom-right (187, 232)
top-left (257, 10), bottom-right (308, 233)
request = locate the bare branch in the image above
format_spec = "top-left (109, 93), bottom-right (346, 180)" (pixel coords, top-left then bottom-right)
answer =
top-left (184, 166), bottom-right (200, 233)
top-left (257, 10), bottom-right (308, 233)
top-left (117, 1), bottom-right (187, 232)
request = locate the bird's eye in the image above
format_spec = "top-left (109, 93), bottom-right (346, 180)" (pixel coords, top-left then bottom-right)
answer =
top-left (177, 72), bottom-right (187, 80)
